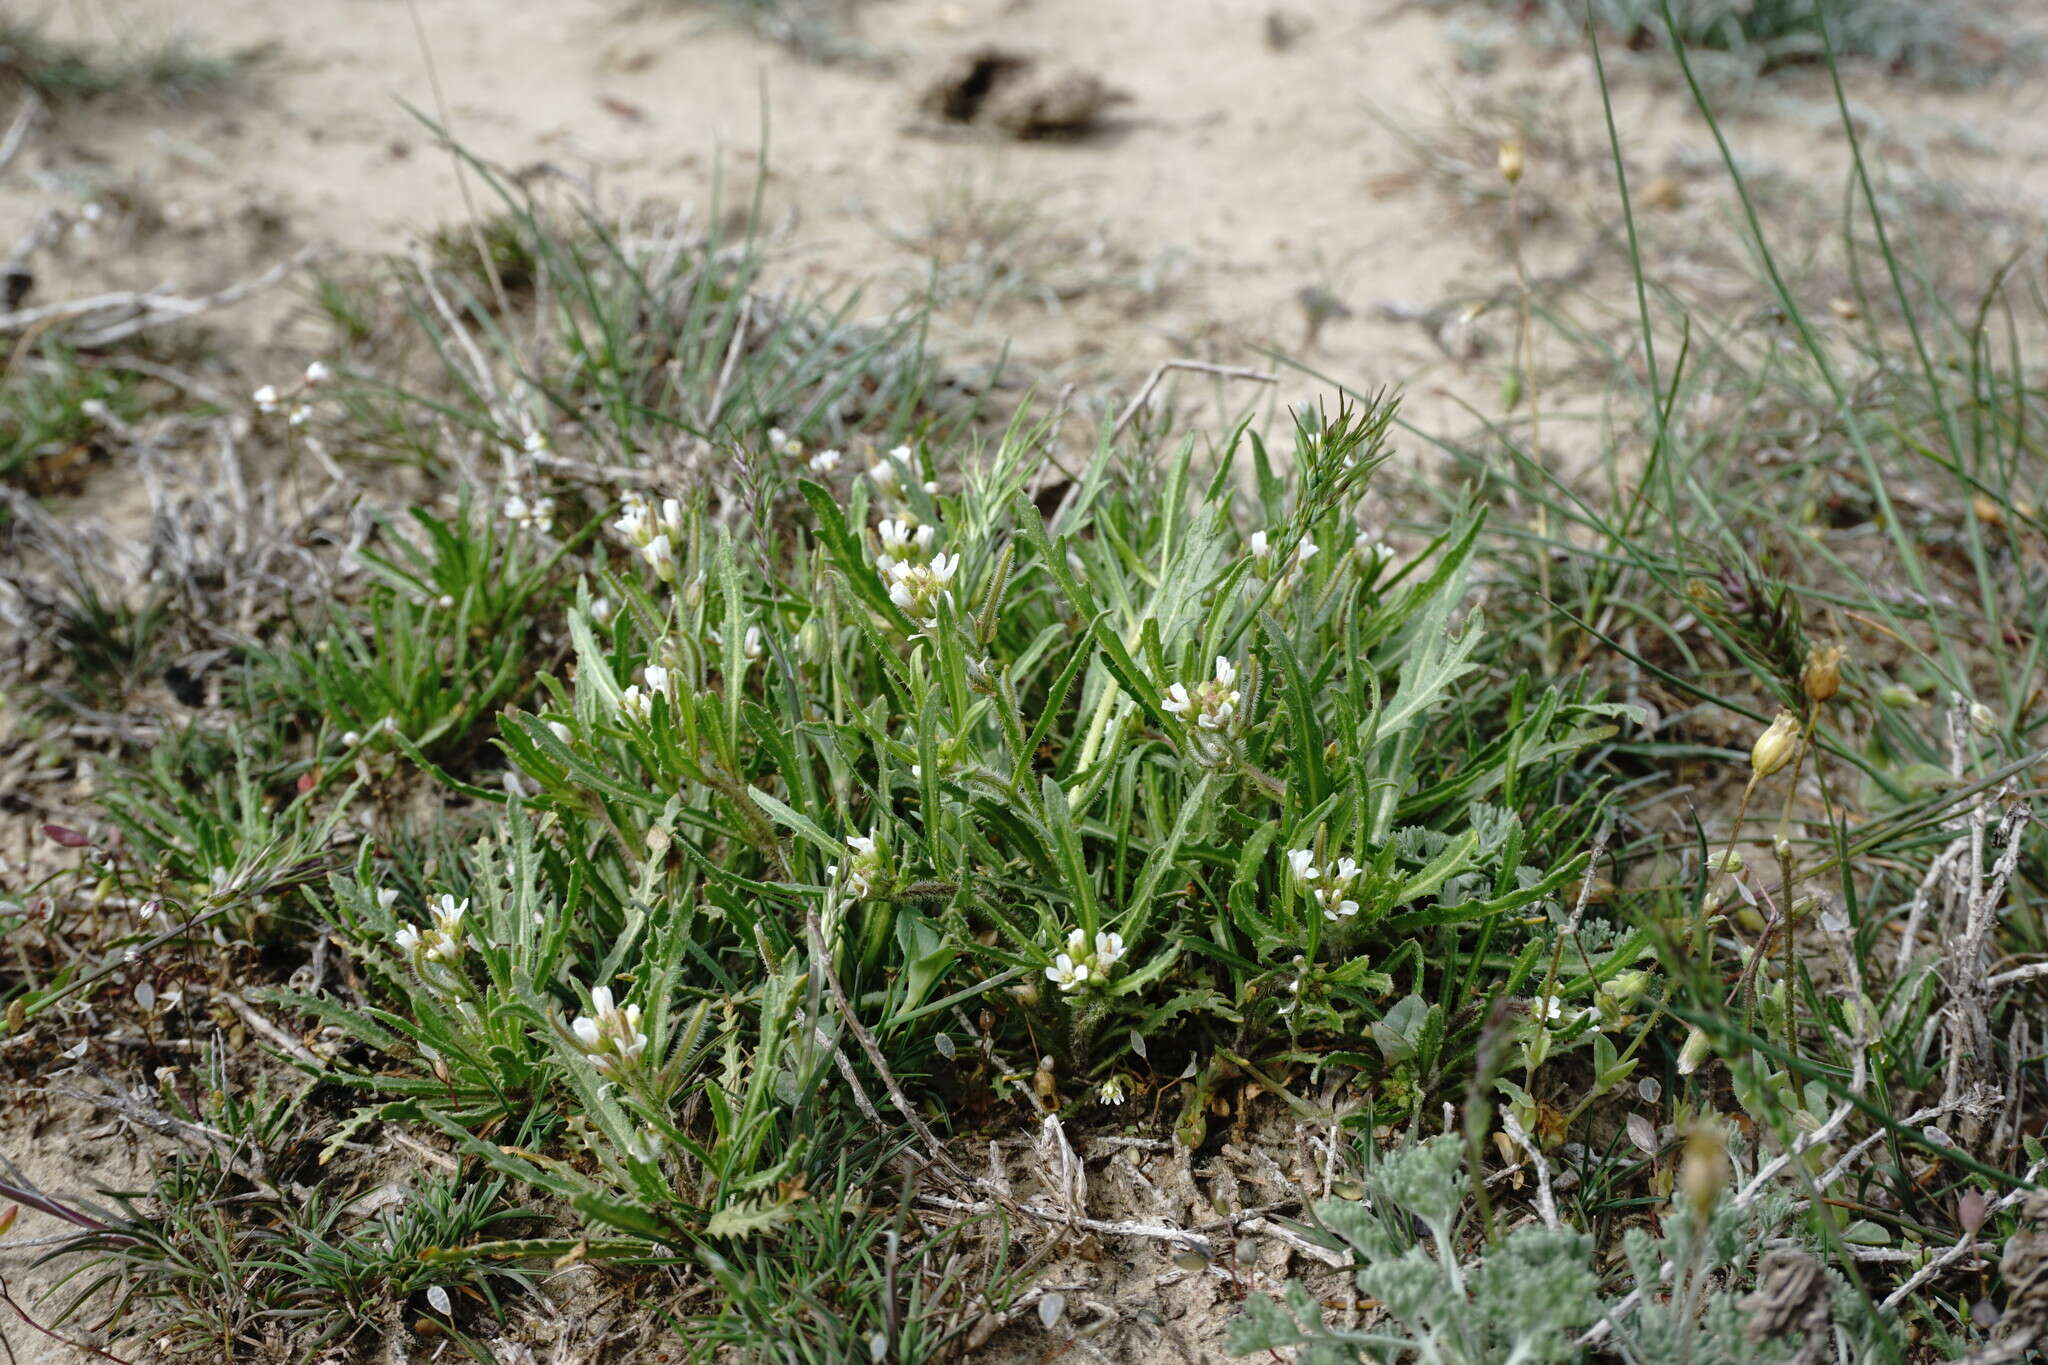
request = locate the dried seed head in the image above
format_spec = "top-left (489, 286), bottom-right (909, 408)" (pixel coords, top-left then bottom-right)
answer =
top-left (1750, 711), bottom-right (1802, 779)
top-left (1800, 644), bottom-right (1843, 704)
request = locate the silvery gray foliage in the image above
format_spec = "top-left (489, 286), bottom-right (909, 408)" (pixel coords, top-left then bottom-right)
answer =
top-left (1230, 1134), bottom-right (1860, 1365)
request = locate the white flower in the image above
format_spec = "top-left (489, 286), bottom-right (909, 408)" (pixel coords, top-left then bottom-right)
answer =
top-left (1297, 848), bottom-right (1365, 922)
top-left (638, 535), bottom-right (677, 582)
top-left (833, 830), bottom-right (885, 899)
top-left (887, 553), bottom-right (959, 626)
top-left (643, 665), bottom-right (672, 697)
top-left (742, 625), bottom-right (764, 660)
top-left (590, 597), bottom-right (614, 627)
top-left (875, 518), bottom-right (936, 574)
top-left (341, 730), bottom-right (362, 747)
top-left (288, 404), bottom-right (314, 427)
top-left (1093, 931), bottom-right (1125, 968)
top-left (808, 448), bottom-right (843, 473)
top-left (768, 427), bottom-right (802, 459)
top-left (1046, 954), bottom-right (1092, 992)
top-left (397, 895), bottom-right (468, 965)
top-left (1321, 895), bottom-right (1360, 921)
top-left (304, 360), bottom-right (331, 385)
top-left (614, 494), bottom-right (653, 546)
top-left (1288, 849), bottom-right (1319, 882)
top-left (1163, 657), bottom-right (1242, 753)
top-left (548, 720), bottom-right (574, 744)
top-left (570, 984), bottom-right (648, 1076)
top-left (378, 888), bottom-right (400, 911)
top-left (867, 455), bottom-right (907, 500)
top-left (1354, 532), bottom-right (1389, 564)
top-left (523, 425), bottom-right (548, 455)
top-left (618, 684), bottom-right (653, 725)
top-left (1097, 1076), bottom-right (1128, 1106)
top-left (253, 385), bottom-right (279, 413)
top-left (1248, 530), bottom-right (1269, 558)
top-left (1532, 995), bottom-right (1567, 1022)
top-left (505, 494), bottom-right (555, 534)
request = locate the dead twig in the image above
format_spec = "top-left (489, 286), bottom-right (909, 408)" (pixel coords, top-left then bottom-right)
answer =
top-left (1109, 359), bottom-right (1277, 441)
top-left (0, 247), bottom-right (316, 348)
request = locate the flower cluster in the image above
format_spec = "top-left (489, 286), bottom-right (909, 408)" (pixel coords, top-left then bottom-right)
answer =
top-left (875, 518), bottom-right (937, 575)
top-left (1161, 657), bottom-right (1241, 765)
top-left (395, 894), bottom-right (469, 966)
top-left (570, 985), bottom-right (648, 1077)
top-left (252, 360), bottom-right (330, 428)
top-left (886, 554), bottom-right (960, 628)
top-left (618, 664), bottom-right (674, 725)
top-left (503, 492), bottom-right (556, 534)
top-left (828, 829), bottom-right (887, 899)
top-left (613, 494), bottom-right (685, 583)
top-left (1288, 847), bottom-right (1362, 921)
top-left (1045, 927), bottom-right (1126, 992)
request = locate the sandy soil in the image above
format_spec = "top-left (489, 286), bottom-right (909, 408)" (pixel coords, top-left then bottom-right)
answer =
top-left (12, 0), bottom-right (2047, 433)
top-left (6, 1), bottom-right (2048, 1361)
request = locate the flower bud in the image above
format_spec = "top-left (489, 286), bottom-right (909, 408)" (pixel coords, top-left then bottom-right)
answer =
top-left (1749, 711), bottom-right (1801, 779)
top-left (1877, 683), bottom-right (1918, 709)
top-left (1800, 644), bottom-right (1843, 704)
top-left (1498, 138), bottom-right (1524, 185)
top-left (1679, 1122), bottom-right (1729, 1224)
top-left (1677, 1024), bottom-right (1712, 1076)
top-left (1969, 701), bottom-right (1998, 737)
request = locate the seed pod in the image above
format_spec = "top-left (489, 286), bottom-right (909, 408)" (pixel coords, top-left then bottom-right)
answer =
top-left (1749, 711), bottom-right (1802, 779)
top-left (1801, 644), bottom-right (1843, 704)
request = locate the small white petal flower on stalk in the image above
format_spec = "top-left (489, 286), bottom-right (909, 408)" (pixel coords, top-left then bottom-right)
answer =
top-left (886, 553), bottom-right (959, 626)
top-left (523, 426), bottom-right (548, 455)
top-left (1532, 995), bottom-right (1566, 1022)
top-left (638, 535), bottom-right (677, 582)
top-left (1322, 895), bottom-right (1359, 921)
top-left (618, 685), bottom-right (652, 726)
top-left (1093, 931), bottom-right (1125, 968)
top-left (614, 494), bottom-right (653, 547)
top-left (1097, 1076), bottom-right (1128, 1106)
top-left (378, 888), bottom-right (400, 911)
top-left (1065, 927), bottom-right (1090, 959)
top-left (1248, 530), bottom-right (1269, 559)
top-left (742, 625), bottom-right (764, 660)
top-left (288, 404), bottom-right (314, 427)
top-left (809, 448), bottom-right (843, 473)
top-left (253, 384), bottom-right (279, 413)
top-left (305, 360), bottom-right (331, 385)
top-left (643, 665), bottom-right (672, 697)
top-left (1161, 683), bottom-right (1193, 716)
top-left (1287, 849), bottom-right (1319, 882)
top-left (1045, 954), bottom-right (1092, 992)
